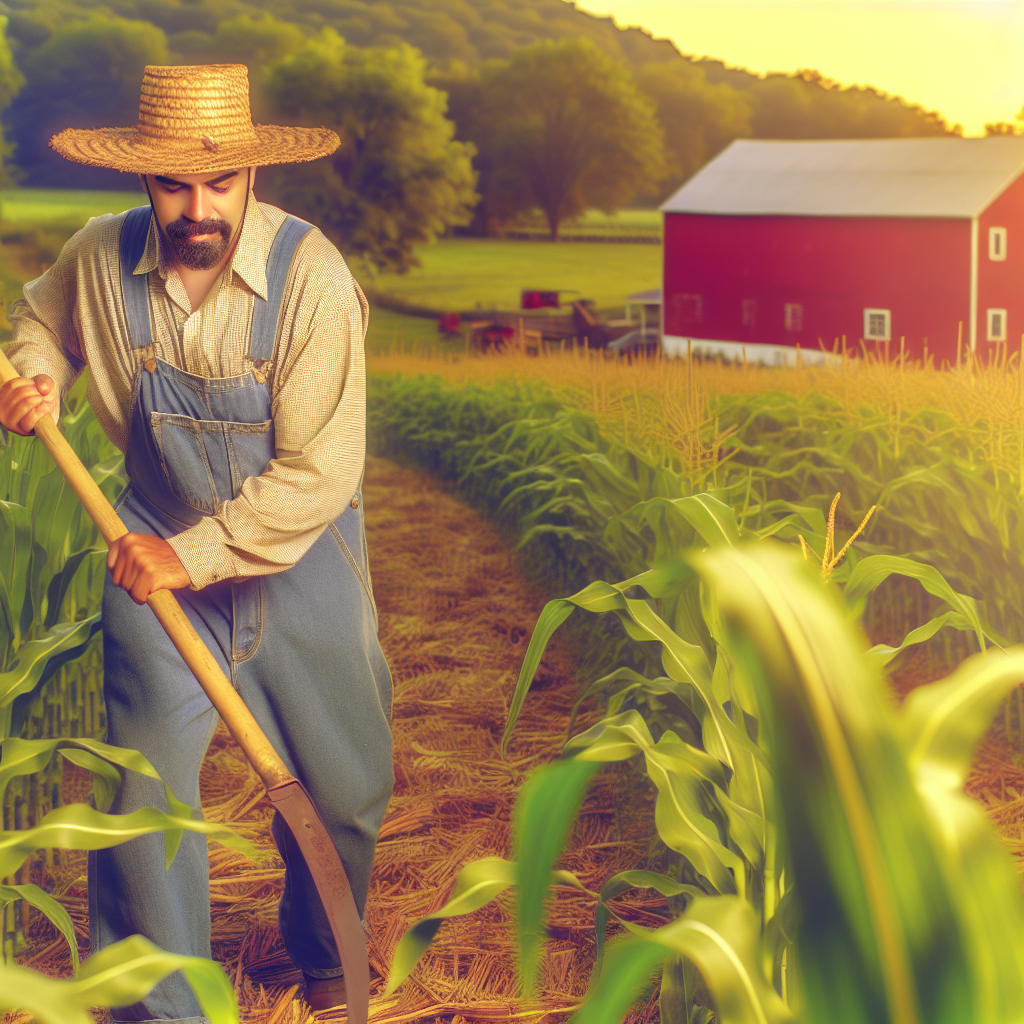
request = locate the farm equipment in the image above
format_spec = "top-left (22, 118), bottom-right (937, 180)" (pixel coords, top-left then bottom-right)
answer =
top-left (437, 290), bottom-right (656, 355)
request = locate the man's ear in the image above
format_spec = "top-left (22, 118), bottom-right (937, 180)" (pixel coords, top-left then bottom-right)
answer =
top-left (248, 166), bottom-right (256, 192)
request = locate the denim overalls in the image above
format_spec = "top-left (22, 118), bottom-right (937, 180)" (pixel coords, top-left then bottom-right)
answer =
top-left (89, 206), bottom-right (394, 1024)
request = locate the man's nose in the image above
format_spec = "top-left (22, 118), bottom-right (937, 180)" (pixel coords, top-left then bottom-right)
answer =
top-left (185, 185), bottom-right (211, 223)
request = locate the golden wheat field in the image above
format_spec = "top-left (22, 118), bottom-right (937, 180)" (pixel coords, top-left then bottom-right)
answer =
top-left (368, 344), bottom-right (1024, 489)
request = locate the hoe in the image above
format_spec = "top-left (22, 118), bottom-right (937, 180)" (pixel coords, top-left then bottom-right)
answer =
top-left (0, 349), bottom-right (371, 1024)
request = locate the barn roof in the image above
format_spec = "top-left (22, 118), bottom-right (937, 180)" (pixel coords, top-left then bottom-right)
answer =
top-left (660, 137), bottom-right (1024, 218)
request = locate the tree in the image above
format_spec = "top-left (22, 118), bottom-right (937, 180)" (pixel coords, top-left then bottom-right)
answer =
top-left (5, 14), bottom-right (169, 189)
top-left (168, 14), bottom-right (308, 122)
top-left (705, 66), bottom-right (960, 140)
top-left (473, 39), bottom-right (665, 239)
top-left (635, 60), bottom-right (751, 192)
top-left (985, 106), bottom-right (1024, 136)
top-left (0, 16), bottom-right (26, 187)
top-left (261, 30), bottom-right (477, 274)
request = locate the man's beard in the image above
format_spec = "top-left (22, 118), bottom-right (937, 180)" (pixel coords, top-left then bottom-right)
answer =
top-left (165, 217), bottom-right (232, 271)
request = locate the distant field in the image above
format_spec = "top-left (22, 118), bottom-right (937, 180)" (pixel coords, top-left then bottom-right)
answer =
top-left (0, 188), bottom-right (144, 225)
top-left (370, 238), bottom-right (662, 314)
top-left (507, 207), bottom-right (662, 241)
top-left (363, 305), bottom-right (450, 354)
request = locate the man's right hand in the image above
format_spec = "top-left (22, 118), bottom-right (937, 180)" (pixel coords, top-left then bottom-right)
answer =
top-left (0, 374), bottom-right (59, 436)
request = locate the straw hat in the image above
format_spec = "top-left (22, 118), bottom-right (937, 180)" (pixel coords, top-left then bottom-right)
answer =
top-left (50, 64), bottom-right (339, 175)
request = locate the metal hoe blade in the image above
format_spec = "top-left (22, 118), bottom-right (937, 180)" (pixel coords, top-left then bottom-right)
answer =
top-left (268, 779), bottom-right (370, 1024)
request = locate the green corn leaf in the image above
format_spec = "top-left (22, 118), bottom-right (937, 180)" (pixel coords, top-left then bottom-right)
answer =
top-left (0, 615), bottom-right (102, 712)
top-left (0, 498), bottom-right (32, 654)
top-left (0, 961), bottom-right (94, 1024)
top-left (594, 869), bottom-right (702, 971)
top-left (631, 493), bottom-right (742, 548)
top-left (76, 934), bottom-right (238, 1023)
top-left (0, 738), bottom-right (198, 853)
top-left (44, 548), bottom-right (100, 630)
top-left (89, 452), bottom-right (129, 503)
top-left (59, 748), bottom-right (126, 814)
top-left (900, 648), bottom-right (1024, 788)
top-left (866, 611), bottom-right (974, 667)
top-left (502, 597), bottom-right (576, 755)
top-left (0, 882), bottom-right (80, 973)
top-left (27, 468), bottom-right (84, 623)
top-left (385, 856), bottom-right (518, 996)
top-left (0, 934), bottom-right (238, 1024)
top-left (697, 543), bottom-right (973, 1024)
top-left (567, 712), bottom-right (746, 897)
top-left (0, 802), bottom-right (256, 878)
top-left (899, 651), bottom-right (1024, 1021)
top-left (843, 554), bottom-right (1003, 652)
top-left (514, 757), bottom-right (599, 995)
top-left (571, 896), bottom-right (794, 1024)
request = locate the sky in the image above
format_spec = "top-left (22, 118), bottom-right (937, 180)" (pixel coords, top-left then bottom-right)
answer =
top-left (573, 0), bottom-right (1023, 136)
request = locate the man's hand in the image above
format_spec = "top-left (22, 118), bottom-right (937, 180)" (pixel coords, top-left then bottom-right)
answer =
top-left (0, 374), bottom-right (60, 436)
top-left (107, 534), bottom-right (192, 605)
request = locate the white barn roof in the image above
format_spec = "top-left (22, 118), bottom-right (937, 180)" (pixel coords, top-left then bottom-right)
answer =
top-left (660, 137), bottom-right (1024, 219)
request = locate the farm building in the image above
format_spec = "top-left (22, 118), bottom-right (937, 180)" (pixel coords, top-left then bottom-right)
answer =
top-left (660, 136), bottom-right (1024, 365)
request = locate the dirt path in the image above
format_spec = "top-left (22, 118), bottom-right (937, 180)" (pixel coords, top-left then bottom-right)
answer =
top-left (8, 456), bottom-right (658, 1024)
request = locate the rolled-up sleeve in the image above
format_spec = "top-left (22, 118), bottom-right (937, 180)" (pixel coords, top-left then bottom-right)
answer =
top-left (167, 237), bottom-right (369, 589)
top-left (5, 233), bottom-right (87, 414)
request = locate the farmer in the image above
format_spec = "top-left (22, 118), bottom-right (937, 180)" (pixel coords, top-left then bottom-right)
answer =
top-left (0, 65), bottom-right (393, 1020)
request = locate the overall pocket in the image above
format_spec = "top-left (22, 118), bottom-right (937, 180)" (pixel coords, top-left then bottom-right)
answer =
top-left (150, 413), bottom-right (275, 513)
top-left (150, 413), bottom-right (219, 514)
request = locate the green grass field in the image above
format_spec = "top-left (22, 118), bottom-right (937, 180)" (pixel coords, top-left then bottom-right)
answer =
top-left (369, 238), bottom-right (662, 314)
top-left (507, 207), bottom-right (662, 239)
top-left (0, 190), bottom-right (662, 344)
top-left (364, 306), bottom-right (450, 354)
top-left (0, 188), bottom-right (145, 225)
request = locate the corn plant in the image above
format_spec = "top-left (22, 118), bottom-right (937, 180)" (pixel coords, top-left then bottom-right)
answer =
top-left (1, 375), bottom-right (124, 740)
top-left (368, 365), bottom-right (1023, 646)
top-left (2, 376), bottom-right (125, 952)
top-left (1, 934), bottom-right (240, 1024)
top-left (387, 542), bottom-right (1024, 1023)
top-left (1, 381), bottom-right (252, 1020)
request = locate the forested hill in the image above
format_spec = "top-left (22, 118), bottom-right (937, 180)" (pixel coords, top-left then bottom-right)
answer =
top-left (0, 0), bottom-right (961, 257)
top-left (1, 0), bottom-right (958, 146)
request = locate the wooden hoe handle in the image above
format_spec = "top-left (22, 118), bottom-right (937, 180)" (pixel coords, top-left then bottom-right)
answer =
top-left (0, 350), bottom-right (292, 791)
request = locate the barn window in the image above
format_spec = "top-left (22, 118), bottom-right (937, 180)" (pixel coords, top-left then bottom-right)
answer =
top-left (741, 299), bottom-right (757, 327)
top-left (674, 293), bottom-right (703, 325)
top-left (989, 227), bottom-right (1007, 261)
top-left (987, 308), bottom-right (1008, 342)
top-left (784, 303), bottom-right (803, 332)
top-left (863, 308), bottom-right (891, 341)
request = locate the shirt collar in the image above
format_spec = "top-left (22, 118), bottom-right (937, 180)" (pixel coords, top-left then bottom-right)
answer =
top-left (132, 192), bottom-right (273, 301)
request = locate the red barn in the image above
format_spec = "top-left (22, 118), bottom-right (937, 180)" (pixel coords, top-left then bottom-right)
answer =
top-left (660, 137), bottom-right (1024, 365)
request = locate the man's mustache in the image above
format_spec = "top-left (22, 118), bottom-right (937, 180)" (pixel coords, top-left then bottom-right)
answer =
top-left (166, 217), bottom-right (231, 242)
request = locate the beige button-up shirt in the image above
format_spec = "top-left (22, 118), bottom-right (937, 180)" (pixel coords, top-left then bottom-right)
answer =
top-left (4, 195), bottom-right (368, 590)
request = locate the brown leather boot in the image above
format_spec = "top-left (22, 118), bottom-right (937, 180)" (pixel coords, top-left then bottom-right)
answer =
top-left (303, 973), bottom-right (347, 1012)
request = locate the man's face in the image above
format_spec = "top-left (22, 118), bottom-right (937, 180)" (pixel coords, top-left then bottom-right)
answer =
top-left (141, 167), bottom-right (254, 271)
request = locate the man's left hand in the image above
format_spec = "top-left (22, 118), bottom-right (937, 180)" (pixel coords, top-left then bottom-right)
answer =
top-left (108, 533), bottom-right (192, 605)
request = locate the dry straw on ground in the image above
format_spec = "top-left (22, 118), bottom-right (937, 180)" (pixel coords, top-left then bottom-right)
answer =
top-left (5, 457), bottom-right (660, 1024)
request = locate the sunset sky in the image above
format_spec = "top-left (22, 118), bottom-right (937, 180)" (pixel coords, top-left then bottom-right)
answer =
top-left (574, 0), bottom-right (1023, 136)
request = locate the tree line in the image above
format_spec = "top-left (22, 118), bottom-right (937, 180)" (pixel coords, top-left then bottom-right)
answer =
top-left (0, 0), bottom-right (974, 272)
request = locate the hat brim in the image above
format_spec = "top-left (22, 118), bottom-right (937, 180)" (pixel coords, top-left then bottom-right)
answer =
top-left (49, 124), bottom-right (340, 174)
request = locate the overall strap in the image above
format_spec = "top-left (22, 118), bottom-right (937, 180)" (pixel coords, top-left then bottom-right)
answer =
top-left (249, 215), bottom-right (316, 363)
top-left (118, 205), bottom-right (155, 351)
